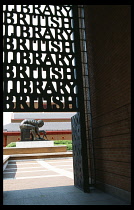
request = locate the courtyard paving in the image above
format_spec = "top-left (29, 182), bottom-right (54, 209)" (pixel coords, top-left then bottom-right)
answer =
top-left (3, 157), bottom-right (130, 205)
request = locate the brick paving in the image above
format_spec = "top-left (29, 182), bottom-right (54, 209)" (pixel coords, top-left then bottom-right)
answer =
top-left (3, 157), bottom-right (130, 205)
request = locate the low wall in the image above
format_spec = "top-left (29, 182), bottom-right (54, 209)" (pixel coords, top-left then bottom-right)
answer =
top-left (3, 146), bottom-right (67, 155)
top-left (3, 131), bottom-right (72, 146)
top-left (3, 155), bottom-right (10, 171)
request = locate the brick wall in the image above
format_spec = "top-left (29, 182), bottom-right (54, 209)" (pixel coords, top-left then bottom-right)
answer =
top-left (3, 133), bottom-right (72, 146)
top-left (84, 5), bottom-right (131, 195)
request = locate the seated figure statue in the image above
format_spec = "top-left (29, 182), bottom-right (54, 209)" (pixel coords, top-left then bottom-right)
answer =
top-left (20, 119), bottom-right (47, 141)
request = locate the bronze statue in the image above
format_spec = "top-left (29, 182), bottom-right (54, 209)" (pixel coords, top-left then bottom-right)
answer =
top-left (20, 119), bottom-right (48, 141)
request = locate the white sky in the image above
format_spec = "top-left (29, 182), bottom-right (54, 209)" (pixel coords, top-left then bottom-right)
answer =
top-left (3, 112), bottom-right (13, 125)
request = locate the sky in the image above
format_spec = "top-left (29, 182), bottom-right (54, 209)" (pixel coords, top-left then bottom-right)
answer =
top-left (3, 112), bottom-right (13, 125)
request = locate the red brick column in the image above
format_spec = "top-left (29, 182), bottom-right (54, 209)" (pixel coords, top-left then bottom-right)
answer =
top-left (4, 135), bottom-right (7, 147)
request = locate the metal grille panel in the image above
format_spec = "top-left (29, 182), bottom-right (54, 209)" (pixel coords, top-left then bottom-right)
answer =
top-left (71, 112), bottom-right (84, 189)
top-left (3, 5), bottom-right (79, 112)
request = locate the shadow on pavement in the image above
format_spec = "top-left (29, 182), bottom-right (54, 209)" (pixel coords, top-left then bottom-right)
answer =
top-left (3, 185), bottom-right (130, 205)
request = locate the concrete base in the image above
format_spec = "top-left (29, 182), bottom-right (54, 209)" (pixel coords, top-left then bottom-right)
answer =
top-left (3, 145), bottom-right (67, 155)
top-left (3, 155), bottom-right (10, 171)
top-left (16, 141), bottom-right (54, 148)
top-left (9, 152), bottom-right (73, 160)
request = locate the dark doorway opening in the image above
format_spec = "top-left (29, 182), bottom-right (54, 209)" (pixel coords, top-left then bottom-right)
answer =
top-left (3, 5), bottom-right (94, 193)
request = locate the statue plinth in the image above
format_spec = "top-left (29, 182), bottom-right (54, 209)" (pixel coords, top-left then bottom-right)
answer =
top-left (16, 141), bottom-right (54, 148)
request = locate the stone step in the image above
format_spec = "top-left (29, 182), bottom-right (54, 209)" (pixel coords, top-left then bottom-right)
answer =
top-left (3, 155), bottom-right (10, 171)
top-left (3, 146), bottom-right (67, 155)
top-left (9, 152), bottom-right (73, 160)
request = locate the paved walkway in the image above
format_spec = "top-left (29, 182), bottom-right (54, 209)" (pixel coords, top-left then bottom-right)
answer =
top-left (3, 157), bottom-right (129, 205)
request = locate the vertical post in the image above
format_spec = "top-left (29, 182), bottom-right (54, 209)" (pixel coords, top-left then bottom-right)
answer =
top-left (4, 135), bottom-right (7, 147)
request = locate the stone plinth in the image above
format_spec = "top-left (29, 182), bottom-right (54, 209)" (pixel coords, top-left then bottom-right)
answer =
top-left (3, 145), bottom-right (67, 155)
top-left (16, 141), bottom-right (54, 148)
